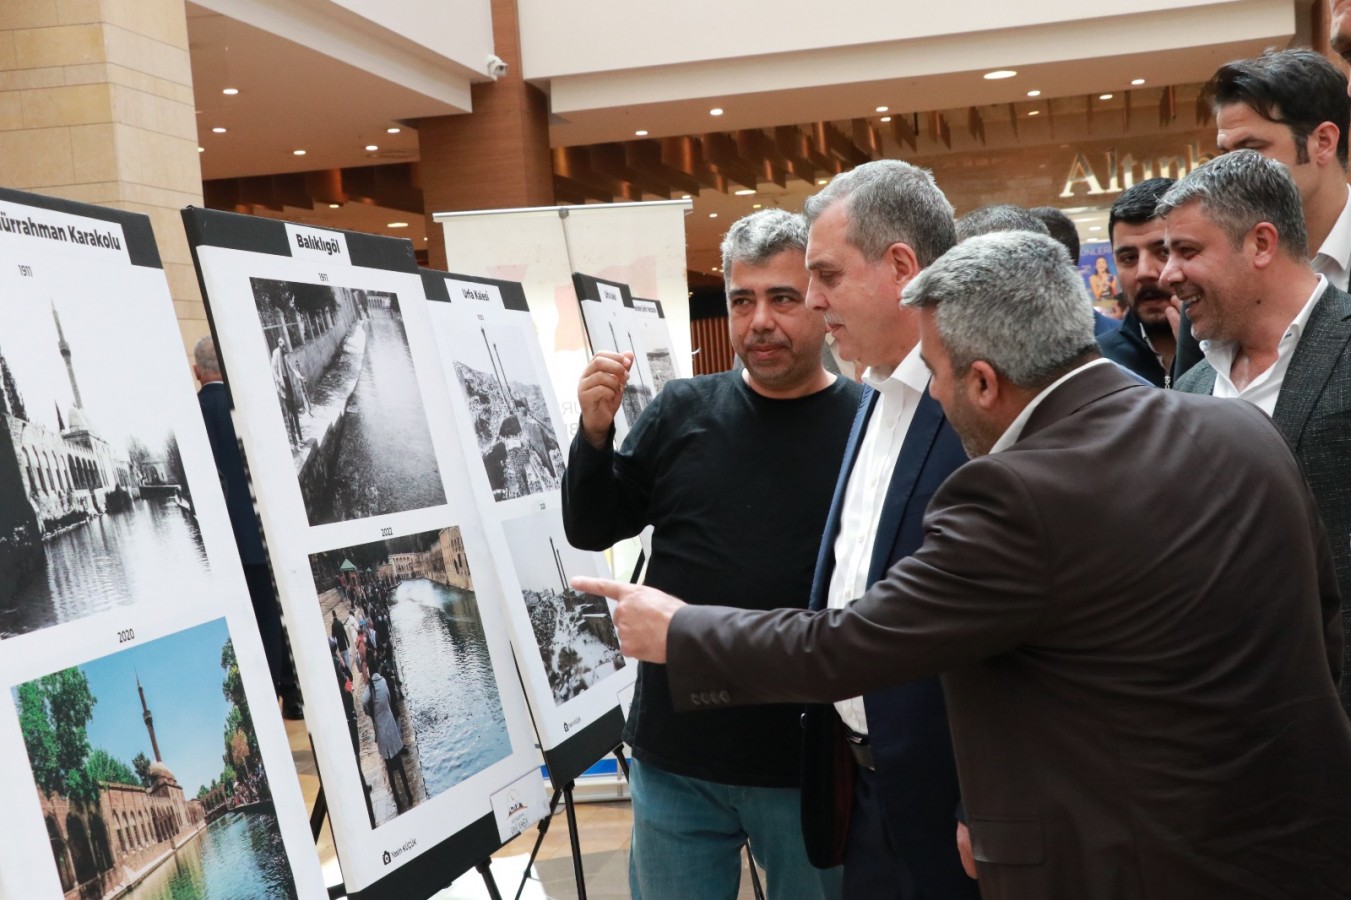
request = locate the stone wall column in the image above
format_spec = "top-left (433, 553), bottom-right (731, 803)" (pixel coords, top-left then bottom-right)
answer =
top-left (416, 0), bottom-right (554, 270)
top-left (0, 0), bottom-right (206, 356)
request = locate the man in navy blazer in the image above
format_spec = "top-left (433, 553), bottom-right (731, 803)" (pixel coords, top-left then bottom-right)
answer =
top-left (798, 161), bottom-right (977, 898)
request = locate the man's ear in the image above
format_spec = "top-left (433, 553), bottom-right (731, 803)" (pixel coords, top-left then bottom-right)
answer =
top-left (884, 242), bottom-right (921, 293)
top-left (1309, 120), bottom-right (1342, 169)
top-left (967, 360), bottom-right (1001, 410)
top-left (1247, 221), bottom-right (1281, 269)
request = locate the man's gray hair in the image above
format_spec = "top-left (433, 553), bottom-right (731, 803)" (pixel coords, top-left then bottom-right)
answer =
top-left (955, 204), bottom-right (1051, 243)
top-left (193, 334), bottom-right (221, 375)
top-left (803, 160), bottom-right (956, 266)
top-left (902, 231), bottom-right (1098, 388)
top-left (1155, 148), bottom-right (1309, 259)
top-left (720, 209), bottom-right (808, 287)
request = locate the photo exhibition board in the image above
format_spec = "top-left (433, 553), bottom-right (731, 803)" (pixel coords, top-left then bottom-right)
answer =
top-left (182, 209), bottom-right (547, 899)
top-left (0, 188), bottom-right (326, 900)
top-left (421, 270), bottom-right (633, 785)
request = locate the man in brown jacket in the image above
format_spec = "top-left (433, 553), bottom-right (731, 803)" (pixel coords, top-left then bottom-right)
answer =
top-left (576, 231), bottom-right (1351, 899)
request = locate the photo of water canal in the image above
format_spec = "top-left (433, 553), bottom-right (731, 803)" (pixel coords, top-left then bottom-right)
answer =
top-left (0, 294), bottom-right (213, 639)
top-left (250, 278), bottom-right (447, 526)
top-left (310, 527), bottom-right (512, 828)
top-left (14, 619), bottom-right (299, 899)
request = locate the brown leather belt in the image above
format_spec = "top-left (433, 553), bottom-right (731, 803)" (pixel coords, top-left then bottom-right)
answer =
top-left (845, 728), bottom-right (875, 771)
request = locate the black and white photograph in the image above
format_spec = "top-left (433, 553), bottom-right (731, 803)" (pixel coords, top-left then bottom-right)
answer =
top-left (580, 299), bottom-right (656, 427)
top-left (0, 296), bottom-right (211, 639)
top-left (500, 514), bottom-right (626, 706)
top-left (308, 527), bottom-right (511, 828)
top-left (249, 277), bottom-right (447, 526)
top-left (13, 618), bottom-right (299, 899)
top-left (449, 321), bottom-right (564, 502)
top-left (632, 298), bottom-right (679, 395)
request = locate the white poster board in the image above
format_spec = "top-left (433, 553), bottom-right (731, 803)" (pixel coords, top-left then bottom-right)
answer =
top-left (183, 209), bottom-right (545, 899)
top-left (422, 270), bottom-right (633, 784)
top-left (0, 189), bottom-right (325, 899)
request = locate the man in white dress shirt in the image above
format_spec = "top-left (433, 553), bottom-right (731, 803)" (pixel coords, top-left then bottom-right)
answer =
top-left (1165, 149), bottom-right (1351, 718)
top-left (1210, 48), bottom-right (1351, 289)
top-left (796, 160), bottom-right (978, 898)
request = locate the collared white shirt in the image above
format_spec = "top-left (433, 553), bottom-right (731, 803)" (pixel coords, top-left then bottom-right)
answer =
top-left (1200, 276), bottom-right (1327, 417)
top-left (828, 345), bottom-right (929, 735)
top-left (1312, 188), bottom-right (1351, 291)
top-left (989, 358), bottom-right (1116, 454)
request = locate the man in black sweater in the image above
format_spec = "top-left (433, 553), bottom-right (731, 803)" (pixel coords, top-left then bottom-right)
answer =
top-left (562, 209), bottom-right (859, 900)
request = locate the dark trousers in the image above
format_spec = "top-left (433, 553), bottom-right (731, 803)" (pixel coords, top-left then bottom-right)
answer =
top-left (842, 766), bottom-right (978, 900)
top-left (385, 753), bottom-right (412, 811)
top-left (242, 563), bottom-right (298, 699)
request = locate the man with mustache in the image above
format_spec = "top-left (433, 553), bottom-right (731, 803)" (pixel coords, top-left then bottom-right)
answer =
top-left (562, 208), bottom-right (859, 900)
top-left (1096, 178), bottom-right (1179, 387)
top-left (1166, 150), bottom-right (1351, 718)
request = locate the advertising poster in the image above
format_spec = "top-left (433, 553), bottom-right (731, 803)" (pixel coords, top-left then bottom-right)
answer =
top-left (183, 210), bottom-right (545, 899)
top-left (423, 270), bottom-right (632, 785)
top-left (0, 188), bottom-right (324, 899)
top-left (1079, 240), bottom-right (1121, 315)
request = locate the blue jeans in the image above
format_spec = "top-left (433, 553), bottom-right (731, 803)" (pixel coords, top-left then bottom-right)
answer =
top-left (628, 758), bottom-right (843, 900)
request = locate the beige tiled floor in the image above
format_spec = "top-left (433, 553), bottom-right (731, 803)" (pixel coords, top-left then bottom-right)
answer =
top-left (284, 714), bottom-right (765, 899)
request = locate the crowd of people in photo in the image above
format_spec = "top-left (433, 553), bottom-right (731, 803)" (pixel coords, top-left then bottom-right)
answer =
top-left (328, 572), bottom-right (416, 814)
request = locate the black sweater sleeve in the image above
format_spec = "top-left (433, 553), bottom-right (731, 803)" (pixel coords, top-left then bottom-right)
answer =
top-left (561, 392), bottom-right (666, 549)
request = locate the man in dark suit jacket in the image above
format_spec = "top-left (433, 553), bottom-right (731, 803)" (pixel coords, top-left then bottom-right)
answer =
top-left (578, 231), bottom-right (1351, 899)
top-left (799, 161), bottom-right (975, 898)
top-left (1161, 150), bottom-right (1351, 716)
top-left (194, 335), bottom-right (301, 718)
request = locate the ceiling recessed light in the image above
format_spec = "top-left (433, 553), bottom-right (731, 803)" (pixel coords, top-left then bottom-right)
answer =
top-left (734, 188), bottom-right (756, 196)
top-left (709, 213), bottom-right (718, 218)
top-left (222, 87), bottom-right (239, 96)
top-left (388, 222), bottom-right (409, 228)
top-left (1027, 89), bottom-right (1041, 97)
top-left (1099, 93), bottom-right (1114, 100)
top-left (197, 146), bottom-right (204, 152)
top-left (386, 127), bottom-right (401, 134)
top-left (984, 69), bottom-right (1017, 80)
top-left (1089, 225), bottom-right (1102, 232)
top-left (817, 178), bottom-right (829, 185)
top-left (681, 194), bottom-right (691, 200)
top-left (329, 203), bottom-right (340, 209)
top-left (1028, 110), bottom-right (1040, 116)
top-left (1131, 78), bottom-right (1146, 86)
top-left (365, 144), bottom-right (378, 151)
top-left (875, 105), bottom-right (889, 113)
top-left (709, 107), bottom-right (724, 116)
top-left (880, 116), bottom-right (892, 122)
top-left (293, 149), bottom-right (306, 156)
top-left (211, 126), bottom-right (226, 133)
top-left (752, 203), bottom-right (762, 209)
top-left (635, 129), bottom-right (649, 136)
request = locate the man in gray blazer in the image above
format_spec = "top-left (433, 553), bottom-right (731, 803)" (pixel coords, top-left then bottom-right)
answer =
top-left (1162, 150), bottom-right (1351, 717)
top-left (576, 231), bottom-right (1351, 899)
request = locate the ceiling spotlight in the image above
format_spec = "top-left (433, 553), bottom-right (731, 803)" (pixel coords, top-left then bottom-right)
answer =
top-left (1099, 93), bottom-right (1114, 100)
top-left (635, 130), bottom-right (649, 136)
top-left (1027, 89), bottom-right (1041, 97)
top-left (386, 127), bottom-right (401, 134)
top-left (1131, 78), bottom-right (1146, 86)
top-left (880, 116), bottom-right (892, 122)
top-left (388, 222), bottom-right (409, 228)
top-left (222, 87), bottom-right (239, 96)
top-left (752, 203), bottom-right (762, 209)
top-left (710, 107), bottom-right (724, 116)
top-left (1088, 225), bottom-right (1102, 232)
top-left (734, 188), bottom-right (756, 196)
top-left (709, 213), bottom-right (718, 218)
top-left (293, 149), bottom-right (306, 156)
top-left (681, 194), bottom-right (692, 200)
top-left (211, 126), bottom-right (226, 133)
top-left (875, 105), bottom-right (889, 113)
top-left (197, 146), bottom-right (204, 153)
top-left (1028, 110), bottom-right (1040, 116)
top-left (984, 70), bottom-right (1017, 80)
top-left (329, 203), bottom-right (340, 209)
top-left (365, 144), bottom-right (378, 151)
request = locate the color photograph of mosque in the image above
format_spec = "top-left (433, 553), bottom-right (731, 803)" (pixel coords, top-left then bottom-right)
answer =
top-left (0, 294), bottom-right (214, 639)
top-left (13, 618), bottom-right (298, 899)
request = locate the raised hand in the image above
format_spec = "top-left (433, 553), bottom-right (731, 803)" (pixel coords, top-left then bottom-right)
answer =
top-left (577, 351), bottom-right (633, 448)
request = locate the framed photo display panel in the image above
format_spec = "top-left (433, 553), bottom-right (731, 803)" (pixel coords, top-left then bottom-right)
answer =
top-left (422, 270), bottom-right (632, 785)
top-left (182, 209), bottom-right (546, 899)
top-left (0, 188), bottom-right (324, 899)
